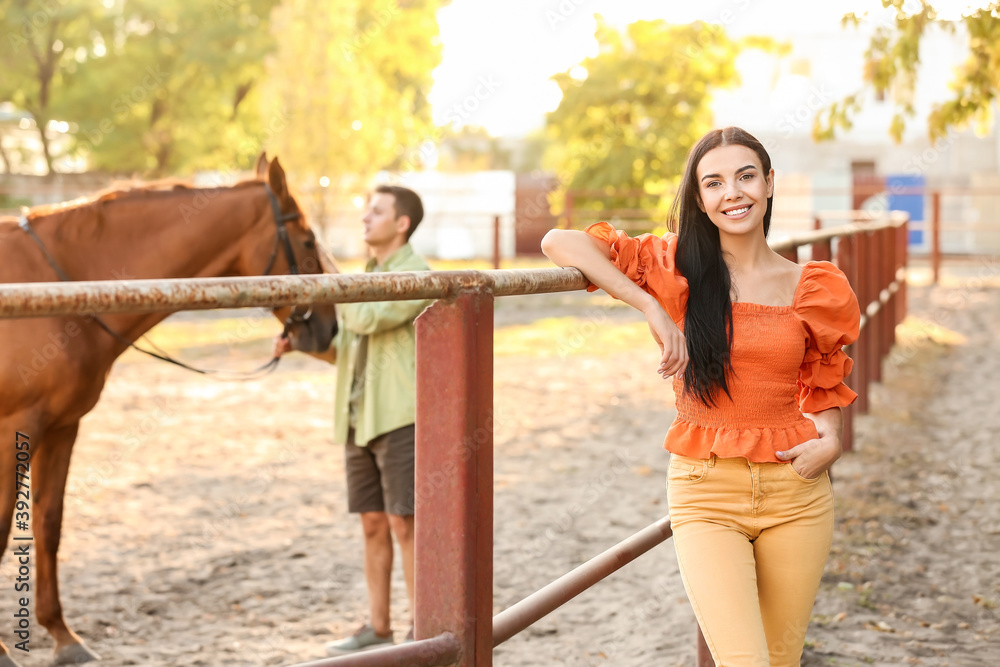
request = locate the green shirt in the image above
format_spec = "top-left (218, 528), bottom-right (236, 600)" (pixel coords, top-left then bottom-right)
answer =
top-left (333, 243), bottom-right (432, 446)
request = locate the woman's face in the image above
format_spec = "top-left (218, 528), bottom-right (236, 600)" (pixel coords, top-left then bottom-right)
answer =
top-left (694, 144), bottom-right (774, 237)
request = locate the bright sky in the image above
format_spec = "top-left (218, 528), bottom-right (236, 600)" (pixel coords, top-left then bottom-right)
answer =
top-left (429, 0), bottom-right (989, 137)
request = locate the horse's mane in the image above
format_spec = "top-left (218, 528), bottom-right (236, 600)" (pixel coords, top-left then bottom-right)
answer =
top-left (28, 177), bottom-right (263, 217)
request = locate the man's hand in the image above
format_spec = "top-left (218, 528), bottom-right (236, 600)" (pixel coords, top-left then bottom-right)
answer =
top-left (776, 408), bottom-right (844, 479)
top-left (273, 334), bottom-right (292, 358)
top-left (274, 331), bottom-right (338, 364)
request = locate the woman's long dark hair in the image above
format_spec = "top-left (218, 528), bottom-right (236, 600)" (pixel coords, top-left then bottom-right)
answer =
top-left (666, 127), bottom-right (773, 407)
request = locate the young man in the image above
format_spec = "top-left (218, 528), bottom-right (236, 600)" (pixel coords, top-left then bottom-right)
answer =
top-left (275, 184), bottom-right (431, 654)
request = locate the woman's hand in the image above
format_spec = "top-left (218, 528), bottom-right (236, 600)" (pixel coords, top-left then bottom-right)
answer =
top-left (644, 302), bottom-right (687, 379)
top-left (776, 408), bottom-right (844, 479)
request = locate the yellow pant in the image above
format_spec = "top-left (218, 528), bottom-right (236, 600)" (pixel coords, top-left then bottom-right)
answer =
top-left (667, 453), bottom-right (834, 667)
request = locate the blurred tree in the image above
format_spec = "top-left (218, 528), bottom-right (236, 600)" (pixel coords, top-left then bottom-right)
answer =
top-left (815, 1), bottom-right (1000, 142)
top-left (2, 0), bottom-right (446, 178)
top-left (0, 1), bottom-right (114, 174)
top-left (265, 0), bottom-right (446, 191)
top-left (0, 134), bottom-right (9, 172)
top-left (66, 0), bottom-right (280, 175)
top-left (436, 125), bottom-right (512, 172)
top-left (543, 18), bottom-right (769, 233)
top-left (0, 0), bottom-right (279, 175)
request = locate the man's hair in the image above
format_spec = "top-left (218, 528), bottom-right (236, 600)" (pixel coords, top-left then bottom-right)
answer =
top-left (374, 184), bottom-right (424, 241)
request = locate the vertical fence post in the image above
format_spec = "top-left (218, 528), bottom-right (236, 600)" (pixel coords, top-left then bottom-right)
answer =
top-left (882, 226), bottom-right (895, 360)
top-left (886, 225), bottom-right (896, 358)
top-left (836, 234), bottom-right (856, 453)
top-left (856, 230), bottom-right (867, 404)
top-left (868, 230), bottom-right (889, 382)
top-left (931, 191), bottom-right (941, 285)
top-left (898, 216), bottom-right (908, 327)
top-left (415, 290), bottom-right (494, 667)
top-left (493, 215), bottom-right (501, 270)
top-left (696, 627), bottom-right (713, 667)
top-left (812, 216), bottom-right (832, 262)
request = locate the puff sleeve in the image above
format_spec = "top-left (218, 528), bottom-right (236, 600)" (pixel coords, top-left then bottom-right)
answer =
top-left (794, 261), bottom-right (861, 413)
top-left (583, 222), bottom-right (689, 325)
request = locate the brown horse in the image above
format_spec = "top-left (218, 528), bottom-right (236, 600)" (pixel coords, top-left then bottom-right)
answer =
top-left (0, 155), bottom-right (337, 666)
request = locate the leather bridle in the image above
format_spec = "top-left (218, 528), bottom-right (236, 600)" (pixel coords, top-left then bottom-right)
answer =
top-left (261, 182), bottom-right (314, 338)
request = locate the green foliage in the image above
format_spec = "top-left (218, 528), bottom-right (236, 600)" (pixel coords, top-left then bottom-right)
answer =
top-left (264, 0), bottom-right (447, 191)
top-left (0, 0), bottom-right (116, 173)
top-left (435, 125), bottom-right (512, 172)
top-left (817, 0), bottom-right (1000, 142)
top-left (0, 0), bottom-right (278, 175)
top-left (75, 0), bottom-right (280, 175)
top-left (542, 17), bottom-right (754, 232)
top-left (1, 0), bottom-right (446, 178)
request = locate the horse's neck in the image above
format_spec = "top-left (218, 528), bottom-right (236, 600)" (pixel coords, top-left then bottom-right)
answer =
top-left (101, 187), bottom-right (263, 280)
top-left (54, 186), bottom-right (266, 343)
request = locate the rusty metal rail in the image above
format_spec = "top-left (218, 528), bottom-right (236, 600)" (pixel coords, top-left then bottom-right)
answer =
top-left (0, 269), bottom-right (588, 319)
top-left (290, 634), bottom-right (461, 667)
top-left (492, 516), bottom-right (673, 647)
top-left (0, 217), bottom-right (905, 320)
top-left (0, 214), bottom-right (909, 667)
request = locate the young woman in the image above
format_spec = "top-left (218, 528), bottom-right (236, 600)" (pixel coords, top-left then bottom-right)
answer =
top-left (541, 127), bottom-right (860, 666)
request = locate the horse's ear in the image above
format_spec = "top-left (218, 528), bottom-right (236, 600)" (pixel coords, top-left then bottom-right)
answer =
top-left (268, 157), bottom-right (291, 203)
top-left (254, 152), bottom-right (269, 179)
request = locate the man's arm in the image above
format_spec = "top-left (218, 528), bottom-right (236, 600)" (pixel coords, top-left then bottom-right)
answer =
top-left (340, 299), bottom-right (431, 336)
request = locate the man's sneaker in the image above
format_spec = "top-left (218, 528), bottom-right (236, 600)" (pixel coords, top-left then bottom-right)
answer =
top-left (325, 624), bottom-right (394, 656)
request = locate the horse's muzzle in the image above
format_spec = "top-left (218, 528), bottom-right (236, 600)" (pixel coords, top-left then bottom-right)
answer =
top-left (284, 303), bottom-right (337, 353)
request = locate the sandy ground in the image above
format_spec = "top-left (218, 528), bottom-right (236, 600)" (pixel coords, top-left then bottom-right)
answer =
top-left (0, 263), bottom-right (998, 666)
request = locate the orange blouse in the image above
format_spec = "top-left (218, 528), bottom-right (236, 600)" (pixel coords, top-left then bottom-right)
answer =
top-left (585, 221), bottom-right (861, 463)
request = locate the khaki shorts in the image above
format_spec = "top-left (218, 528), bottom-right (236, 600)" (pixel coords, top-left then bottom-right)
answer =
top-left (344, 424), bottom-right (415, 516)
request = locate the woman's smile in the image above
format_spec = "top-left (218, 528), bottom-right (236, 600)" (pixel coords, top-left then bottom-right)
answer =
top-left (721, 204), bottom-right (752, 219)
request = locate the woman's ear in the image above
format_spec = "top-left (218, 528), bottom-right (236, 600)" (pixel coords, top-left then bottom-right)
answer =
top-left (767, 168), bottom-right (775, 198)
top-left (696, 195), bottom-right (705, 213)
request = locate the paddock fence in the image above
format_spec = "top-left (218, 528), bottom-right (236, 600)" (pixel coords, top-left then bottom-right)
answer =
top-left (0, 211), bottom-right (908, 666)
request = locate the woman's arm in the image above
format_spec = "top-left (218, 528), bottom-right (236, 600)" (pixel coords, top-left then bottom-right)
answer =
top-left (542, 229), bottom-right (657, 311)
top-left (776, 407), bottom-right (843, 477)
top-left (541, 229), bottom-right (687, 379)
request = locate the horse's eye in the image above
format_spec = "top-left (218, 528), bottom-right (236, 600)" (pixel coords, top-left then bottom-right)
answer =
top-left (304, 240), bottom-right (316, 250)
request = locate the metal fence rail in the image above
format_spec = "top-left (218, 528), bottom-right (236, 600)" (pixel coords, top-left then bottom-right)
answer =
top-left (492, 517), bottom-right (674, 648)
top-left (0, 268), bottom-right (588, 319)
top-left (0, 213), bottom-right (908, 667)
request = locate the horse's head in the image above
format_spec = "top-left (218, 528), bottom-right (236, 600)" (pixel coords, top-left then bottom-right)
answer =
top-left (236, 153), bottom-right (339, 353)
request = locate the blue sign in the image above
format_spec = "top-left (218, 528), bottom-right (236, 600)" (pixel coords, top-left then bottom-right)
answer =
top-left (886, 174), bottom-right (925, 245)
